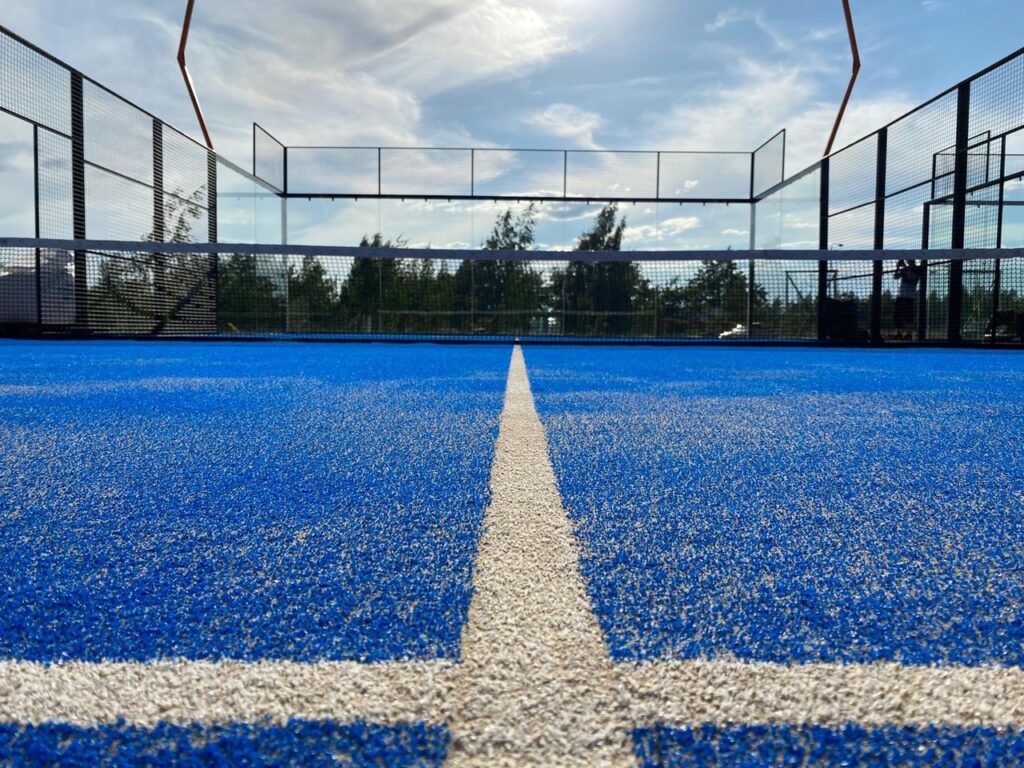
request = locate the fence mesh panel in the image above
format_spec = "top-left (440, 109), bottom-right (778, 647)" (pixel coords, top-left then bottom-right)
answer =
top-left (287, 148), bottom-right (378, 196)
top-left (253, 124), bottom-right (285, 192)
top-left (0, 30), bottom-right (70, 135)
top-left (658, 153), bottom-right (751, 200)
top-left (753, 131), bottom-right (785, 197)
top-left (472, 150), bottom-right (565, 198)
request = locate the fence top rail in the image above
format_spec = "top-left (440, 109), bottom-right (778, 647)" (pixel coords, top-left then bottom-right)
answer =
top-left (284, 145), bottom-right (756, 155)
top-left (2, 238), bottom-right (1019, 264)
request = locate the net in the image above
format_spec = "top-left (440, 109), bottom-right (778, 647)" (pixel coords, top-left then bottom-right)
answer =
top-left (2, 239), bottom-right (1021, 344)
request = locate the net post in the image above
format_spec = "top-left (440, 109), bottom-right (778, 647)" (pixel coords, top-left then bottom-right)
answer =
top-left (817, 158), bottom-right (830, 341)
top-left (948, 81), bottom-right (971, 342)
top-left (870, 127), bottom-right (887, 344)
top-left (71, 71), bottom-right (87, 331)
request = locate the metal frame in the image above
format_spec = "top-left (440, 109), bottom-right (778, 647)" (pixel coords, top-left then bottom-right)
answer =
top-left (259, 124), bottom-right (784, 205)
top-left (2, 23), bottom-right (1024, 346)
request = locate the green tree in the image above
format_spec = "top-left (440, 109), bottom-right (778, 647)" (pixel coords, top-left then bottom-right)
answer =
top-left (662, 259), bottom-right (766, 337)
top-left (454, 204), bottom-right (545, 334)
top-left (89, 187), bottom-right (211, 332)
top-left (218, 252), bottom-right (285, 332)
top-left (337, 234), bottom-right (409, 332)
top-left (553, 203), bottom-right (650, 336)
top-left (287, 256), bottom-right (339, 332)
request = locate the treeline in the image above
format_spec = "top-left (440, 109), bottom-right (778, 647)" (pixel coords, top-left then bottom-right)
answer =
top-left (218, 203), bottom-right (768, 337)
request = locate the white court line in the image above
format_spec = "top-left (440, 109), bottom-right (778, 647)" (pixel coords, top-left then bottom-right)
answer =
top-left (444, 346), bottom-right (635, 766)
top-left (3, 344), bottom-right (1024, 762)
top-left (0, 660), bottom-right (453, 727)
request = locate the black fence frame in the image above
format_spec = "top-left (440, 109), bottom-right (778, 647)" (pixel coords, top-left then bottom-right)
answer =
top-left (754, 45), bottom-right (1024, 346)
top-left (1, 22), bottom-right (1023, 346)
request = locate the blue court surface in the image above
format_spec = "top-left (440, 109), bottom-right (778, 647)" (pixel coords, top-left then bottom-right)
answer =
top-left (525, 346), bottom-right (1024, 666)
top-left (0, 340), bottom-right (508, 663)
top-left (0, 721), bottom-right (448, 768)
top-left (3, 340), bottom-right (1024, 766)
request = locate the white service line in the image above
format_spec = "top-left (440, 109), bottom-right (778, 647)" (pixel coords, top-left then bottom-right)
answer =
top-left (3, 343), bottom-right (1024, 759)
top-left (0, 659), bottom-right (453, 727)
top-left (624, 660), bottom-right (1024, 729)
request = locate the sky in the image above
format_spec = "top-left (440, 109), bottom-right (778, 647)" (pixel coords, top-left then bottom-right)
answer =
top-left (2, 0), bottom-right (1023, 249)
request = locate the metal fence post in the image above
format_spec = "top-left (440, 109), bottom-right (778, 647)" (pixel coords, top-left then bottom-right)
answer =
top-left (71, 71), bottom-right (87, 330)
top-left (207, 150), bottom-right (219, 332)
top-left (991, 135), bottom-right (1007, 341)
top-left (655, 151), bottom-right (661, 200)
top-left (918, 203), bottom-right (930, 341)
top-left (152, 119), bottom-right (166, 328)
top-left (817, 158), bottom-right (830, 341)
top-left (563, 151), bottom-right (568, 199)
top-left (33, 125), bottom-right (42, 330)
top-left (870, 127), bottom-right (887, 344)
top-left (948, 81), bottom-right (971, 342)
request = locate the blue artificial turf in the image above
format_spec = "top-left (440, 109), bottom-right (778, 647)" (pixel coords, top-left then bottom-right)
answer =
top-left (0, 719), bottom-right (447, 767)
top-left (525, 346), bottom-right (1024, 665)
top-left (633, 723), bottom-right (1024, 767)
top-left (0, 340), bottom-right (510, 662)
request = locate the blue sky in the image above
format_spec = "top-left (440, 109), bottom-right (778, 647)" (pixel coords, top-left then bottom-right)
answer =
top-left (2, 1), bottom-right (1023, 248)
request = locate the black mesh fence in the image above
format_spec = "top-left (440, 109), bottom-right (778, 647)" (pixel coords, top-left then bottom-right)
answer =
top-left (281, 145), bottom-right (759, 202)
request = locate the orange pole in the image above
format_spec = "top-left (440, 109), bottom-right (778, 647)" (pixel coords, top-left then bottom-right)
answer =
top-left (178, 0), bottom-right (214, 150)
top-left (825, 0), bottom-right (860, 157)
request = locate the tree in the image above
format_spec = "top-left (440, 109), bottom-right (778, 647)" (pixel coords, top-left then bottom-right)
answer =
top-left (218, 252), bottom-right (285, 332)
top-left (553, 203), bottom-right (649, 336)
top-left (89, 187), bottom-right (211, 332)
top-left (287, 256), bottom-right (339, 332)
top-left (337, 234), bottom-right (409, 332)
top-left (454, 204), bottom-right (545, 334)
top-left (662, 259), bottom-right (766, 337)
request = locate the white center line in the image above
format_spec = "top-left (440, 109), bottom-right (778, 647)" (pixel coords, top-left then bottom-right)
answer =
top-left (445, 345), bottom-right (635, 766)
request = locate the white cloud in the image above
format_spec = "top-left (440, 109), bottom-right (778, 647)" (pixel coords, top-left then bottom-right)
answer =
top-left (643, 57), bottom-right (914, 176)
top-left (7, 0), bottom-right (579, 167)
top-left (523, 104), bottom-right (604, 149)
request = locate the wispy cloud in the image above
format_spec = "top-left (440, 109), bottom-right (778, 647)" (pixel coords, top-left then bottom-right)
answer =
top-left (523, 104), bottom-right (604, 149)
top-left (706, 8), bottom-right (793, 52)
top-left (642, 45), bottom-right (913, 172)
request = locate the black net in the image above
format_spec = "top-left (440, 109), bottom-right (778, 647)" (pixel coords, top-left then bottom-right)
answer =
top-left (4, 242), bottom-right (1020, 344)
